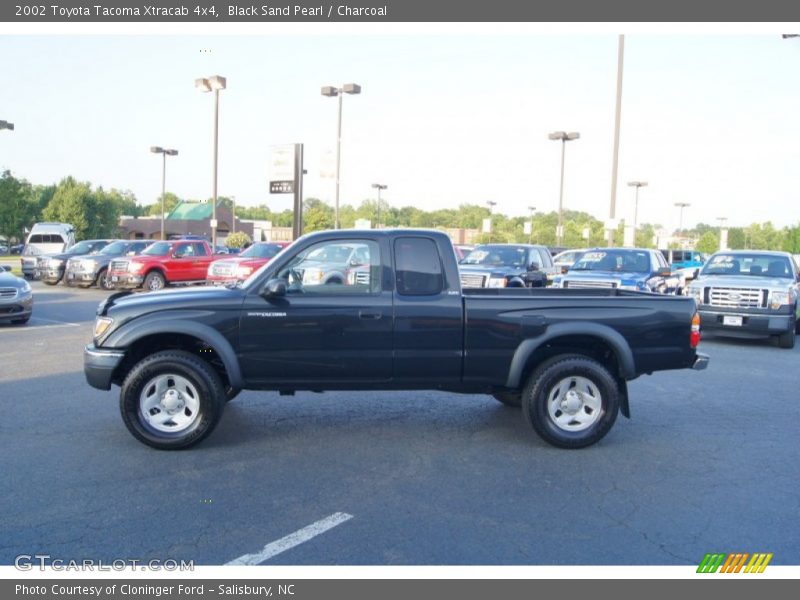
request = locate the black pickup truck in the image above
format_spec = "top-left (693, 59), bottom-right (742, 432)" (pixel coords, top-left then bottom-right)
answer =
top-left (84, 229), bottom-right (708, 450)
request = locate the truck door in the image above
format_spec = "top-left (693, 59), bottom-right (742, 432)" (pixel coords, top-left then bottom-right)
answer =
top-left (238, 237), bottom-right (393, 385)
top-left (392, 236), bottom-right (462, 384)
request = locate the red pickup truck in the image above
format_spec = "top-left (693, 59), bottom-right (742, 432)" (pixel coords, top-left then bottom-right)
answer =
top-left (110, 240), bottom-right (217, 291)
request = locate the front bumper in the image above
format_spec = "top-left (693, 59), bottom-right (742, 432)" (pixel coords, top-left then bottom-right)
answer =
top-left (36, 267), bottom-right (65, 283)
top-left (84, 344), bottom-right (125, 390)
top-left (698, 306), bottom-right (794, 337)
top-left (109, 274), bottom-right (143, 289)
top-left (65, 270), bottom-right (99, 285)
top-left (0, 293), bottom-right (33, 322)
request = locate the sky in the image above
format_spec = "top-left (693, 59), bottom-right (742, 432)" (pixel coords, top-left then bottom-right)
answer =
top-left (2, 31), bottom-right (800, 232)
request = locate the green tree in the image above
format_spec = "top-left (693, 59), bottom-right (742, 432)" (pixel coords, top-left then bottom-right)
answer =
top-left (146, 192), bottom-right (181, 216)
top-left (0, 170), bottom-right (35, 242)
top-left (696, 231), bottom-right (720, 254)
top-left (303, 198), bottom-right (334, 232)
top-left (225, 231), bottom-right (251, 249)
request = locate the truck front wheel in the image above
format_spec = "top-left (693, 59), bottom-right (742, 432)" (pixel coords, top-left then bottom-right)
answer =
top-left (144, 271), bottom-right (166, 291)
top-left (521, 354), bottom-right (620, 449)
top-left (119, 350), bottom-right (226, 450)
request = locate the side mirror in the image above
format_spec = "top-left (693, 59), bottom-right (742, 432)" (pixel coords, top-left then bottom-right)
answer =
top-left (657, 267), bottom-right (672, 277)
top-left (261, 278), bottom-right (287, 299)
top-left (0, 265), bottom-right (11, 272)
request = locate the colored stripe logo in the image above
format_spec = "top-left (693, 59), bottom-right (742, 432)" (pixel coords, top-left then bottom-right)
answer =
top-left (697, 552), bottom-right (773, 573)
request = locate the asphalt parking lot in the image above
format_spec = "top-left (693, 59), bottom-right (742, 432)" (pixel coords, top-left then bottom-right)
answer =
top-left (1, 282), bottom-right (798, 566)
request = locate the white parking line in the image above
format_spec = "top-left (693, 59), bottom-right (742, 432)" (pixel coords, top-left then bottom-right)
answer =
top-left (225, 512), bottom-right (354, 566)
top-left (30, 317), bottom-right (81, 327)
top-left (0, 317), bottom-right (82, 332)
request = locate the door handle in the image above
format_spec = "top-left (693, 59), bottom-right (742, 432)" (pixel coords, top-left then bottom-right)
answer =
top-left (359, 311), bottom-right (382, 320)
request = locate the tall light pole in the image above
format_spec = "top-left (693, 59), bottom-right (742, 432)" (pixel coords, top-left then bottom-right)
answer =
top-left (607, 34), bottom-right (625, 247)
top-left (150, 147), bottom-right (178, 241)
top-left (230, 195), bottom-right (237, 235)
top-left (322, 83), bottom-right (362, 229)
top-left (675, 202), bottom-right (691, 243)
top-left (627, 181), bottom-right (648, 242)
top-left (527, 205), bottom-right (536, 244)
top-left (548, 131), bottom-right (580, 246)
top-left (196, 74), bottom-right (227, 249)
top-left (371, 183), bottom-right (387, 228)
top-left (0, 120), bottom-right (13, 131)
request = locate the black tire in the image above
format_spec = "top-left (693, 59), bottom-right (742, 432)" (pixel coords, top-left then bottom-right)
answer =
top-left (777, 327), bottom-right (796, 349)
top-left (11, 315), bottom-right (30, 325)
top-left (143, 271), bottom-right (166, 292)
top-left (119, 350), bottom-right (226, 450)
top-left (521, 354), bottom-right (620, 449)
top-left (97, 268), bottom-right (114, 290)
top-left (492, 392), bottom-right (522, 407)
top-left (42, 279), bottom-right (60, 286)
top-left (225, 386), bottom-right (241, 402)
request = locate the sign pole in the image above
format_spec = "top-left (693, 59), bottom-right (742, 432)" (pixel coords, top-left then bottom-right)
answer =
top-left (293, 143), bottom-right (304, 240)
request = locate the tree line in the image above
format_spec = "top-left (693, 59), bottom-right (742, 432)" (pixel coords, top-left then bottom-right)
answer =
top-left (1, 170), bottom-right (798, 253)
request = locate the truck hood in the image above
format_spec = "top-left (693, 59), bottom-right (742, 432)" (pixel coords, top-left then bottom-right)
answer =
top-left (692, 274), bottom-right (793, 289)
top-left (459, 265), bottom-right (526, 277)
top-left (99, 285), bottom-right (245, 317)
top-left (563, 270), bottom-right (647, 281)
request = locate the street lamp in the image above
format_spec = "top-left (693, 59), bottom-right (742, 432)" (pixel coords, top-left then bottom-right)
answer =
top-left (322, 83), bottom-right (362, 229)
top-left (0, 120), bottom-right (13, 131)
top-left (150, 146), bottom-right (178, 240)
top-left (627, 181), bottom-right (648, 241)
top-left (196, 74), bottom-right (227, 249)
top-left (717, 216), bottom-right (728, 251)
top-left (371, 183), bottom-right (387, 228)
top-left (527, 205), bottom-right (536, 244)
top-left (674, 202), bottom-right (691, 242)
top-left (548, 131), bottom-right (580, 246)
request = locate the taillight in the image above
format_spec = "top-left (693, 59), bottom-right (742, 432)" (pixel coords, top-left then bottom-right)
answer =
top-left (690, 312), bottom-right (701, 348)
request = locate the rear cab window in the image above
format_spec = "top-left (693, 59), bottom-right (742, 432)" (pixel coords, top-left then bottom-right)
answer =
top-left (394, 237), bottom-right (444, 296)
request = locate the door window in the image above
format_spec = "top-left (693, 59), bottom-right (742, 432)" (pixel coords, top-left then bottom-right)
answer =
top-left (277, 239), bottom-right (381, 295)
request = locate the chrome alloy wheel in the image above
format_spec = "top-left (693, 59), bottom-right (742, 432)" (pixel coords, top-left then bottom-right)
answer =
top-left (139, 374), bottom-right (201, 433)
top-left (546, 375), bottom-right (602, 432)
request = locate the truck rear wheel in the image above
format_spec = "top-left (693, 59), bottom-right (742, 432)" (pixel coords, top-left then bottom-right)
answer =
top-left (119, 350), bottom-right (226, 450)
top-left (521, 354), bottom-right (620, 449)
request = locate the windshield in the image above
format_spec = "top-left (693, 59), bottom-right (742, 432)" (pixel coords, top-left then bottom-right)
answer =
top-left (69, 240), bottom-right (106, 255)
top-left (701, 253), bottom-right (793, 278)
top-left (99, 241), bottom-right (127, 255)
top-left (571, 250), bottom-right (651, 273)
top-left (240, 243), bottom-right (285, 259)
top-left (460, 246), bottom-right (529, 267)
top-left (142, 242), bottom-right (172, 256)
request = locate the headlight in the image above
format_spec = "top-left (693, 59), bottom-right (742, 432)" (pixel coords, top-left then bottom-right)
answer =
top-left (82, 259), bottom-right (97, 270)
top-left (128, 262), bottom-right (145, 273)
top-left (235, 265), bottom-right (254, 278)
top-left (20, 280), bottom-right (31, 293)
top-left (486, 277), bottom-right (507, 288)
top-left (93, 317), bottom-right (113, 339)
top-left (619, 280), bottom-right (645, 291)
top-left (49, 258), bottom-right (64, 268)
top-left (303, 268), bottom-right (324, 283)
top-left (689, 286), bottom-right (703, 304)
top-left (770, 290), bottom-right (793, 310)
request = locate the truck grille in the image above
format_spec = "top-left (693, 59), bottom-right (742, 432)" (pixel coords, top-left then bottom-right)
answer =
top-left (460, 274), bottom-right (486, 288)
top-left (708, 287), bottom-right (767, 308)
top-left (109, 259), bottom-right (129, 274)
top-left (564, 280), bottom-right (617, 289)
top-left (351, 270), bottom-right (370, 285)
top-left (36, 257), bottom-right (49, 269)
top-left (0, 288), bottom-right (18, 299)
